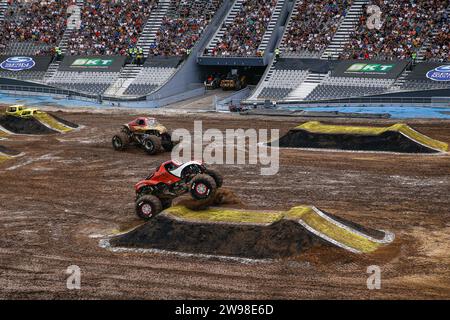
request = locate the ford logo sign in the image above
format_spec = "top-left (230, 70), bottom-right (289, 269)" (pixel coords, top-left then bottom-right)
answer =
top-left (0, 56), bottom-right (36, 71)
top-left (426, 65), bottom-right (450, 82)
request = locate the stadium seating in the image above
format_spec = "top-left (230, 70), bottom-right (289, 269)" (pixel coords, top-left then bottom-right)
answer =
top-left (340, 0), bottom-right (450, 61)
top-left (67, 0), bottom-right (157, 55)
top-left (0, 70), bottom-right (46, 82)
top-left (282, 0), bottom-right (353, 58)
top-left (123, 66), bottom-right (177, 95)
top-left (149, 0), bottom-right (223, 56)
top-left (305, 75), bottom-right (394, 100)
top-left (401, 79), bottom-right (450, 90)
top-left (255, 69), bottom-right (309, 99)
top-left (47, 71), bottom-right (120, 95)
top-left (0, 0), bottom-right (72, 55)
top-left (204, 0), bottom-right (283, 57)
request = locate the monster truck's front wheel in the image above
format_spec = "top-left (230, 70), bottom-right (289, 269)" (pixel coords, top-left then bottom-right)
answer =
top-left (136, 195), bottom-right (163, 220)
top-left (190, 174), bottom-right (217, 200)
top-left (143, 136), bottom-right (162, 155)
top-left (162, 141), bottom-right (174, 152)
top-left (161, 199), bottom-right (173, 210)
top-left (205, 169), bottom-right (223, 188)
top-left (112, 132), bottom-right (130, 151)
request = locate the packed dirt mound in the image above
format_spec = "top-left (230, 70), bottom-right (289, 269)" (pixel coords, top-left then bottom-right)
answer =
top-left (0, 145), bottom-right (20, 156)
top-left (0, 115), bottom-right (57, 134)
top-left (33, 112), bottom-right (76, 132)
top-left (108, 205), bottom-right (394, 259)
top-left (177, 188), bottom-right (244, 211)
top-left (270, 121), bottom-right (448, 154)
top-left (109, 214), bottom-right (320, 259)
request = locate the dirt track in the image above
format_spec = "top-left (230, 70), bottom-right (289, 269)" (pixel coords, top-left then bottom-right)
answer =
top-left (0, 110), bottom-right (449, 299)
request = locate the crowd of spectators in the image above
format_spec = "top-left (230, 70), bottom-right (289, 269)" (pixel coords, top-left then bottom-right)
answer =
top-left (149, 0), bottom-right (222, 57)
top-left (283, 0), bottom-right (351, 56)
top-left (423, 11), bottom-right (449, 62)
top-left (340, 0), bottom-right (449, 61)
top-left (209, 0), bottom-right (278, 57)
top-left (67, 0), bottom-right (157, 56)
top-left (0, 0), bottom-right (71, 54)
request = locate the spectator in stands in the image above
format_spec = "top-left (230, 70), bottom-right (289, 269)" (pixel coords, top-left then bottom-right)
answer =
top-left (149, 0), bottom-right (223, 57)
top-left (0, 0), bottom-right (73, 55)
top-left (340, 0), bottom-right (449, 61)
top-left (209, 0), bottom-right (277, 57)
top-left (67, 0), bottom-right (156, 56)
top-left (283, 0), bottom-right (351, 57)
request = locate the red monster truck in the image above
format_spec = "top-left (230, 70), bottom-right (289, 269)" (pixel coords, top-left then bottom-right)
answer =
top-left (112, 117), bottom-right (174, 155)
top-left (134, 160), bottom-right (223, 220)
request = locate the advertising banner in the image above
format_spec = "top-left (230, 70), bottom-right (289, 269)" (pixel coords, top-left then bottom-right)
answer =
top-left (0, 56), bottom-right (52, 72)
top-left (59, 56), bottom-right (126, 72)
top-left (407, 63), bottom-right (450, 82)
top-left (333, 60), bottom-right (409, 79)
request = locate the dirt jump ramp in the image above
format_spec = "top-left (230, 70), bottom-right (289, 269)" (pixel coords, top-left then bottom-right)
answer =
top-left (0, 112), bottom-right (77, 135)
top-left (270, 121), bottom-right (448, 154)
top-left (32, 112), bottom-right (76, 133)
top-left (108, 206), bottom-right (394, 259)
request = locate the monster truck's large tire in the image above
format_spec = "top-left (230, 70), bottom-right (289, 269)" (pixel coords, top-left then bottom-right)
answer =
top-left (205, 169), bottom-right (223, 188)
top-left (162, 140), bottom-right (174, 152)
top-left (135, 195), bottom-right (163, 220)
top-left (161, 199), bottom-right (173, 210)
top-left (112, 132), bottom-right (130, 151)
top-left (190, 174), bottom-right (217, 201)
top-left (143, 135), bottom-right (162, 155)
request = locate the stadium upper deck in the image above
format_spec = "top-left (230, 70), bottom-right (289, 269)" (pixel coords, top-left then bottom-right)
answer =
top-left (0, 0), bottom-right (447, 101)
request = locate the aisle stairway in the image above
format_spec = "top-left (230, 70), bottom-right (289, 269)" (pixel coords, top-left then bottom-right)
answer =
top-left (137, 0), bottom-right (171, 57)
top-left (286, 73), bottom-right (327, 101)
top-left (321, 0), bottom-right (369, 60)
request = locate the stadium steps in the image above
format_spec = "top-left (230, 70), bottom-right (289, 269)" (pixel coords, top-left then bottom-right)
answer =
top-left (43, 63), bottom-right (61, 82)
top-left (257, 0), bottom-right (286, 54)
top-left (249, 64), bottom-right (278, 100)
top-left (104, 65), bottom-right (144, 97)
top-left (286, 73), bottom-right (326, 101)
top-left (391, 69), bottom-right (411, 90)
top-left (204, 0), bottom-right (244, 55)
top-left (137, 0), bottom-right (171, 57)
top-left (0, 0), bottom-right (8, 23)
top-left (321, 0), bottom-right (369, 60)
top-left (43, 0), bottom-right (85, 82)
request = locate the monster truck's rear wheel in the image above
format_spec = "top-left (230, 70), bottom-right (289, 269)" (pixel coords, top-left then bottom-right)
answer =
top-left (205, 169), bottom-right (223, 188)
top-left (143, 136), bottom-right (162, 155)
top-left (136, 195), bottom-right (162, 220)
top-left (190, 174), bottom-right (217, 200)
top-left (112, 132), bottom-right (130, 151)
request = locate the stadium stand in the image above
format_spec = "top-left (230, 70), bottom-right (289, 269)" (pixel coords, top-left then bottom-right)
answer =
top-left (122, 57), bottom-right (181, 96)
top-left (149, 0), bottom-right (223, 57)
top-left (340, 0), bottom-right (450, 61)
top-left (420, 6), bottom-right (449, 62)
top-left (0, 0), bottom-right (72, 55)
top-left (66, 0), bottom-right (157, 56)
top-left (0, 70), bottom-right (47, 82)
top-left (305, 75), bottom-right (394, 100)
top-left (254, 67), bottom-right (309, 100)
top-left (204, 0), bottom-right (284, 57)
top-left (281, 0), bottom-right (353, 58)
top-left (123, 67), bottom-right (176, 95)
top-left (47, 71), bottom-right (120, 95)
